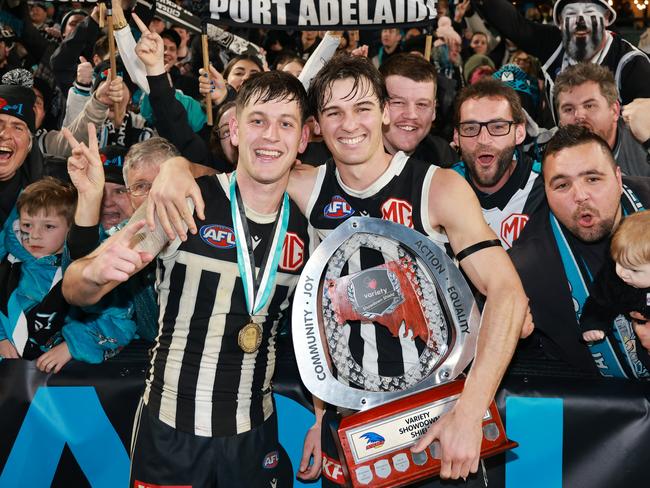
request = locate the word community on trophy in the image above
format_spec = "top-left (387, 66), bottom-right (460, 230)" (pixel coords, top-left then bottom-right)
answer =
top-left (293, 218), bottom-right (516, 488)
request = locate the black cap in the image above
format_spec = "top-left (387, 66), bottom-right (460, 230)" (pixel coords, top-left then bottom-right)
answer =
top-left (99, 145), bottom-right (128, 185)
top-left (0, 85), bottom-right (36, 133)
top-left (61, 9), bottom-right (88, 34)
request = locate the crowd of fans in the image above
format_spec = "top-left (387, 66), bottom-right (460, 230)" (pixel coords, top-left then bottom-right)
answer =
top-left (1, 0), bottom-right (650, 418)
top-left (0, 0), bottom-right (650, 380)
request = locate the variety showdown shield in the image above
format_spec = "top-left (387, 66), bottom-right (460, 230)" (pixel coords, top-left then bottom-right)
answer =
top-left (292, 218), bottom-right (516, 487)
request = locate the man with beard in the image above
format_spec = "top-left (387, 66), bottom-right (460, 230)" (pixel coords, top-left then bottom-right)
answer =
top-left (379, 53), bottom-right (458, 167)
top-left (471, 0), bottom-right (650, 119)
top-left (452, 79), bottom-right (544, 248)
top-left (554, 62), bottom-right (650, 177)
top-left (510, 125), bottom-right (650, 378)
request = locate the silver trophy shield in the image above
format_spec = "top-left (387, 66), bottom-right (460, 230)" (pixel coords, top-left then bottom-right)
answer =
top-left (292, 217), bottom-right (481, 411)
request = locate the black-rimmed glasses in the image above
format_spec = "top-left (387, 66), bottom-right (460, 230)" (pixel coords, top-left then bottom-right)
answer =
top-left (457, 120), bottom-right (515, 137)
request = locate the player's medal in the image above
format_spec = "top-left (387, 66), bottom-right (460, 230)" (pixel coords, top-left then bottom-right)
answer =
top-left (238, 320), bottom-right (263, 353)
top-left (230, 172), bottom-right (290, 353)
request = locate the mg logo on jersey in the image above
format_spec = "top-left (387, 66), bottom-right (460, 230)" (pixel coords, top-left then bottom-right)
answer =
top-left (500, 213), bottom-right (529, 249)
top-left (324, 195), bottom-right (355, 219)
top-left (200, 224), bottom-right (236, 249)
top-left (280, 232), bottom-right (304, 271)
top-left (381, 198), bottom-right (413, 228)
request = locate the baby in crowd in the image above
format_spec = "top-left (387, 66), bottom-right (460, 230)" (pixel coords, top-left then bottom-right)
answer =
top-left (580, 210), bottom-right (650, 371)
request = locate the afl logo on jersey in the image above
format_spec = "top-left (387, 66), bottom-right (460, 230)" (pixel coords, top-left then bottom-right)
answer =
top-left (280, 232), bottom-right (305, 272)
top-left (500, 213), bottom-right (529, 249)
top-left (324, 195), bottom-right (355, 219)
top-left (200, 224), bottom-right (236, 249)
top-left (381, 198), bottom-right (413, 228)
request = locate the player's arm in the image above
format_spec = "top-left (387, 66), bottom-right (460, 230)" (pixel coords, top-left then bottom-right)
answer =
top-left (287, 163), bottom-right (320, 215)
top-left (145, 156), bottom-right (207, 241)
top-left (298, 395), bottom-right (326, 480)
top-left (414, 169), bottom-right (527, 479)
top-left (62, 202), bottom-right (174, 307)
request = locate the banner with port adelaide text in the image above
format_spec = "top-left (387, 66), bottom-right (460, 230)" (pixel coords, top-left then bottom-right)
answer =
top-left (209, 0), bottom-right (438, 30)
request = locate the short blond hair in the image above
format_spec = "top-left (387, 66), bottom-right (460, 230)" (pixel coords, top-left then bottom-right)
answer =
top-left (610, 210), bottom-right (650, 267)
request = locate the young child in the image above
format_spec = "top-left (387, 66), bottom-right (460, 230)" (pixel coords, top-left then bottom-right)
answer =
top-left (0, 178), bottom-right (76, 362)
top-left (580, 210), bottom-right (650, 372)
top-left (0, 178), bottom-right (137, 373)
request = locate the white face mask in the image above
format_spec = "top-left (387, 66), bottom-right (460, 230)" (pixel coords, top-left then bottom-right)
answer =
top-left (561, 2), bottom-right (607, 61)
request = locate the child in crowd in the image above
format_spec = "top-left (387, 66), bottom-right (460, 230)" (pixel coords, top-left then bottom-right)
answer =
top-left (580, 210), bottom-right (650, 372)
top-left (0, 178), bottom-right (137, 373)
top-left (0, 178), bottom-right (76, 362)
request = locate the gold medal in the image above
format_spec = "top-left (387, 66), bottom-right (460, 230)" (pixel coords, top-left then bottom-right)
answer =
top-left (238, 321), bottom-right (262, 353)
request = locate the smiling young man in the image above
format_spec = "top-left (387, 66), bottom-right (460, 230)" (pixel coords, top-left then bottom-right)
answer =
top-left (290, 56), bottom-right (527, 487)
top-left (451, 79), bottom-right (545, 248)
top-left (379, 53), bottom-right (458, 167)
top-left (510, 125), bottom-right (650, 378)
top-left (62, 70), bottom-right (311, 488)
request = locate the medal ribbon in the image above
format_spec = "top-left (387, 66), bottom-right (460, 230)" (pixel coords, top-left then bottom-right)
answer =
top-left (230, 172), bottom-right (290, 316)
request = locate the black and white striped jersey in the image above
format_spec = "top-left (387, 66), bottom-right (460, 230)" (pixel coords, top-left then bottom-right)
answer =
top-left (143, 173), bottom-right (309, 437)
top-left (306, 152), bottom-right (447, 383)
top-left (452, 154), bottom-right (544, 249)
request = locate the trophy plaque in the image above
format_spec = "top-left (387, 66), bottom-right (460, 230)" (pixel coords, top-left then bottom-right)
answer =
top-left (292, 218), bottom-right (516, 488)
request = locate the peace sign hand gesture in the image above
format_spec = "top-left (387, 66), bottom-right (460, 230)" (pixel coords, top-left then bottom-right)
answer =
top-left (64, 122), bottom-right (105, 199)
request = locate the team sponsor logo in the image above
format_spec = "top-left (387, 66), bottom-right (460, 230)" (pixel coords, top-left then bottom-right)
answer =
top-left (0, 98), bottom-right (24, 116)
top-left (322, 454), bottom-right (345, 483)
top-left (360, 432), bottom-right (385, 450)
top-left (280, 232), bottom-right (304, 271)
top-left (262, 450), bottom-right (279, 469)
top-left (500, 213), bottom-right (529, 249)
top-left (133, 481), bottom-right (192, 488)
top-left (381, 198), bottom-right (413, 228)
top-left (200, 224), bottom-right (236, 249)
top-left (100, 153), bottom-right (123, 168)
top-left (324, 195), bottom-right (355, 219)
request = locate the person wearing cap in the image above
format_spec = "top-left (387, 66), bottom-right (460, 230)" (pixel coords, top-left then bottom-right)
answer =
top-left (60, 9), bottom-right (87, 40)
top-left (96, 144), bottom-right (134, 230)
top-left (451, 78), bottom-right (544, 249)
top-left (554, 62), bottom-right (650, 177)
top-left (1, 67), bottom-right (120, 161)
top-left (0, 85), bottom-right (40, 227)
top-left (0, 26), bottom-right (20, 79)
top-left (50, 6), bottom-right (103, 94)
top-left (463, 54), bottom-right (496, 85)
top-left (29, 1), bottom-right (51, 30)
top-left (471, 0), bottom-right (650, 118)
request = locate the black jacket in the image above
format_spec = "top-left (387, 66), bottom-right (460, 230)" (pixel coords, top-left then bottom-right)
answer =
top-left (509, 176), bottom-right (650, 374)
